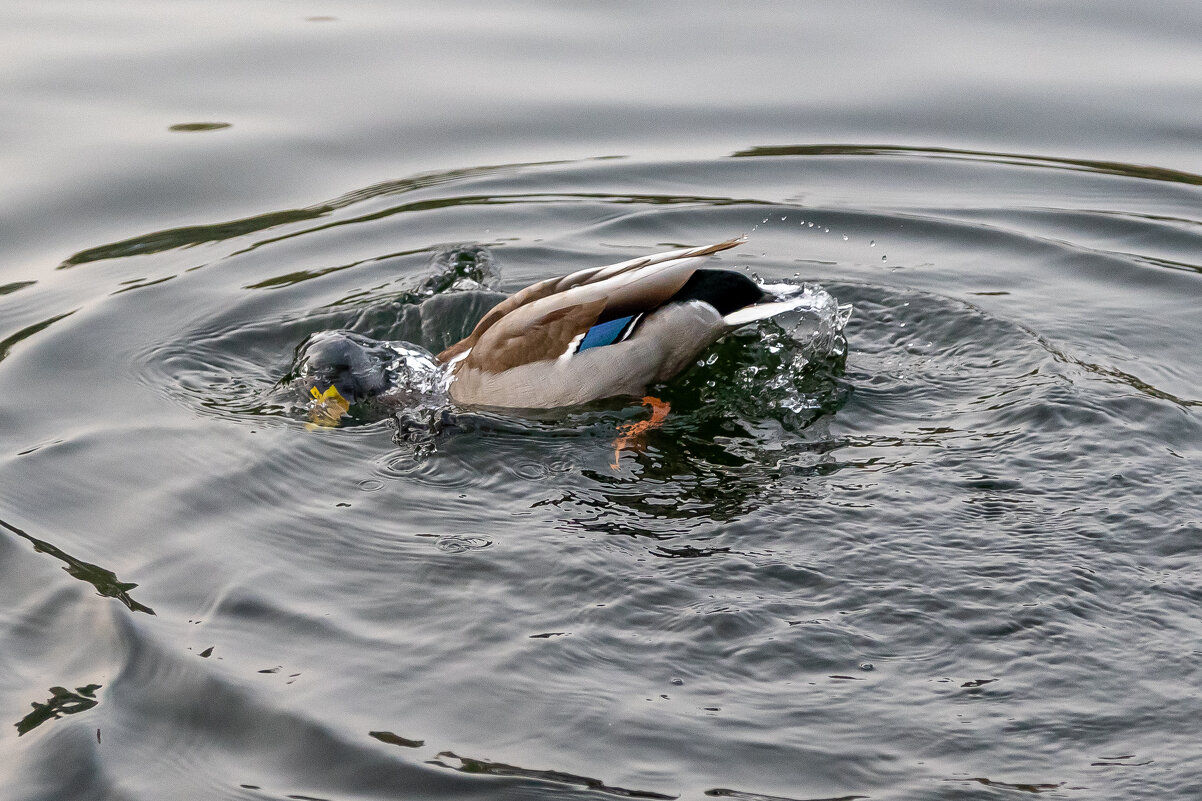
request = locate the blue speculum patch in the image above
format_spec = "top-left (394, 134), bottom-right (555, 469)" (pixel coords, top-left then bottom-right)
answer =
top-left (577, 315), bottom-right (635, 352)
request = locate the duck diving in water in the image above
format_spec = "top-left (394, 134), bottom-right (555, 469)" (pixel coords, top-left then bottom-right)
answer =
top-left (300, 237), bottom-right (844, 459)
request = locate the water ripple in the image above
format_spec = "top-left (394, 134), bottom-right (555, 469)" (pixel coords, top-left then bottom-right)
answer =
top-left (7, 146), bottom-right (1202, 800)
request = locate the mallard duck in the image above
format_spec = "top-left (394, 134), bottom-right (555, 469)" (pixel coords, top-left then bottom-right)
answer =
top-left (436, 237), bottom-right (810, 408)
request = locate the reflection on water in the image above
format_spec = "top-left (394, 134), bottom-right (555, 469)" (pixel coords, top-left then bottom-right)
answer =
top-left (0, 311), bottom-right (77, 365)
top-left (0, 518), bottom-right (155, 615)
top-left (706, 791), bottom-right (867, 801)
top-left (15, 685), bottom-right (101, 737)
top-left (732, 143), bottom-right (1202, 187)
top-left (369, 730), bottom-right (424, 748)
top-left (167, 122), bottom-right (232, 133)
top-left (430, 752), bottom-right (679, 799)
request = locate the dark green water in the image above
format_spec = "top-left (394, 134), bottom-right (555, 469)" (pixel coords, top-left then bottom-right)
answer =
top-left (3, 3), bottom-right (1201, 800)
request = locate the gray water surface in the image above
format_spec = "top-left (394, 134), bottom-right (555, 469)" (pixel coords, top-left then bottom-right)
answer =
top-left (2, 3), bottom-right (1201, 800)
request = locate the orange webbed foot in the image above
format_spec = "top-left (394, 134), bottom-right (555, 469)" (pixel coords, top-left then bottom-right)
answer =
top-left (611, 396), bottom-right (670, 469)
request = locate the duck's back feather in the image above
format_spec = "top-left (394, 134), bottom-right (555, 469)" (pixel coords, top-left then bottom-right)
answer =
top-left (435, 237), bottom-right (745, 369)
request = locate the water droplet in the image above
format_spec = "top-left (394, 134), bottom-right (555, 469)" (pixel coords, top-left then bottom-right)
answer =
top-left (780, 216), bottom-right (787, 221)
top-left (869, 240), bottom-right (876, 247)
top-left (859, 663), bottom-right (874, 671)
top-left (823, 227), bottom-right (829, 233)
top-left (807, 222), bottom-right (814, 228)
top-left (671, 677), bottom-right (684, 686)
top-left (842, 234), bottom-right (848, 241)
top-left (881, 255), bottom-right (887, 262)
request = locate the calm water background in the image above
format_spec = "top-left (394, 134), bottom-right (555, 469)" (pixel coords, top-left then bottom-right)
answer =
top-left (3, 2), bottom-right (1201, 800)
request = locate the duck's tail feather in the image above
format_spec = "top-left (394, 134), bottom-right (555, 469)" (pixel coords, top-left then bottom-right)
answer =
top-left (722, 295), bottom-right (815, 328)
top-left (588, 236), bottom-right (746, 283)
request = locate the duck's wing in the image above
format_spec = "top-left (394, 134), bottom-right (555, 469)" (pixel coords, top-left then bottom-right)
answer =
top-left (436, 238), bottom-right (744, 367)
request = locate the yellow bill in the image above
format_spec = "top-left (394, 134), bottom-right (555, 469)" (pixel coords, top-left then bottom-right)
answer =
top-left (307, 384), bottom-right (350, 428)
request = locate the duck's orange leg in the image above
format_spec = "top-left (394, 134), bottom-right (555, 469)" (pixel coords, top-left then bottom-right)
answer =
top-left (611, 396), bottom-right (670, 469)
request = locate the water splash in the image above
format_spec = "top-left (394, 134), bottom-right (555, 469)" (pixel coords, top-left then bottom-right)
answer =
top-left (760, 281), bottom-right (854, 359)
top-left (414, 244), bottom-right (500, 297)
top-left (664, 279), bottom-right (852, 446)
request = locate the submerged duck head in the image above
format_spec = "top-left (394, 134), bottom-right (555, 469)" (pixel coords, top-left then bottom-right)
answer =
top-left (301, 331), bottom-right (392, 406)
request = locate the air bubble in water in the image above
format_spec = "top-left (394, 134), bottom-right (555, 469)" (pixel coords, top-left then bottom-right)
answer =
top-left (882, 255), bottom-right (887, 262)
top-left (869, 240), bottom-right (876, 247)
top-left (842, 234), bottom-right (848, 241)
